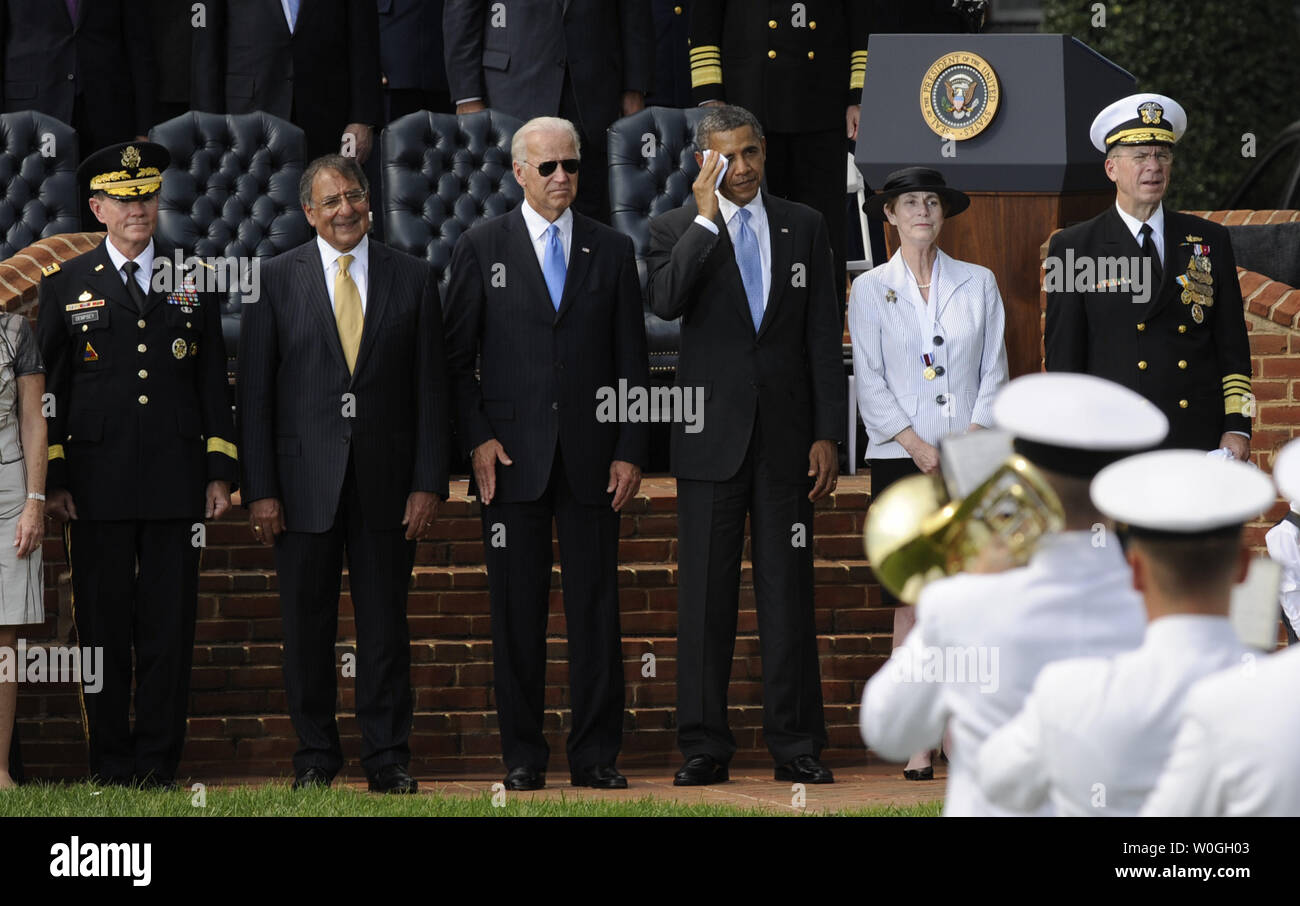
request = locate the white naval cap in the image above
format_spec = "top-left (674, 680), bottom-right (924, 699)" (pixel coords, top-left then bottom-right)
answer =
top-left (993, 373), bottom-right (1169, 476)
top-left (1273, 437), bottom-right (1300, 508)
top-left (1092, 450), bottom-right (1275, 536)
top-left (1089, 92), bottom-right (1187, 153)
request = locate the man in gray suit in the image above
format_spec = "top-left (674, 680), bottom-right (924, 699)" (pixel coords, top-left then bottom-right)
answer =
top-left (238, 154), bottom-right (449, 793)
top-left (443, 0), bottom-right (653, 222)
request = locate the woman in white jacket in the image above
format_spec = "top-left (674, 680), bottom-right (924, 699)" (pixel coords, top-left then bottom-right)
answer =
top-left (848, 167), bottom-right (1009, 780)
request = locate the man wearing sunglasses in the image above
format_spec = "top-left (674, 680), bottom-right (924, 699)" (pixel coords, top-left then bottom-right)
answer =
top-left (239, 154), bottom-right (449, 794)
top-left (443, 117), bottom-right (649, 791)
top-left (1045, 93), bottom-right (1252, 456)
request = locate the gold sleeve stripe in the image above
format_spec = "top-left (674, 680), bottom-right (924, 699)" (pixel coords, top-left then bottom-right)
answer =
top-left (48, 444), bottom-right (65, 461)
top-left (851, 50), bottom-right (868, 90)
top-left (691, 66), bottom-right (723, 88)
top-left (1222, 373), bottom-right (1252, 384)
top-left (690, 44), bottom-right (723, 87)
top-left (207, 437), bottom-right (238, 459)
top-left (1223, 382), bottom-right (1253, 395)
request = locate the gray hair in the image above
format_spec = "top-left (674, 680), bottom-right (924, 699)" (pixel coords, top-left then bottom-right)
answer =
top-left (694, 105), bottom-right (764, 152)
top-left (299, 154), bottom-right (370, 208)
top-left (511, 117), bottom-right (582, 164)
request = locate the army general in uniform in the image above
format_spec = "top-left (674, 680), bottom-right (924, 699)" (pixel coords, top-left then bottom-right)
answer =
top-left (1044, 93), bottom-right (1253, 455)
top-left (37, 142), bottom-right (238, 787)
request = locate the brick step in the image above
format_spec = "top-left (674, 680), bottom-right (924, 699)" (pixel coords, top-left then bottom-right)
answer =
top-left (35, 476), bottom-right (873, 557)
top-left (186, 561), bottom-right (889, 642)
top-left (16, 633), bottom-right (893, 715)
top-left (184, 533), bottom-right (871, 568)
top-left (17, 703), bottom-right (872, 777)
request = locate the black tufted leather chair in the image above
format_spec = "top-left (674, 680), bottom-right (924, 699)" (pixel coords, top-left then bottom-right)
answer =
top-left (149, 111), bottom-right (312, 366)
top-left (0, 111), bottom-right (80, 260)
top-left (380, 109), bottom-right (524, 292)
top-left (607, 106), bottom-right (708, 378)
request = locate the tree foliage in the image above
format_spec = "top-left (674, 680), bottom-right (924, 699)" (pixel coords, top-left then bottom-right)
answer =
top-left (1041, 0), bottom-right (1300, 209)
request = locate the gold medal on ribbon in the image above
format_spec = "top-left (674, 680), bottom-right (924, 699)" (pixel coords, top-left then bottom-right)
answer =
top-left (924, 366), bottom-right (937, 381)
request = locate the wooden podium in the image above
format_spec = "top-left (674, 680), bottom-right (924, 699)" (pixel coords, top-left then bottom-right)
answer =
top-left (857, 35), bottom-right (1135, 378)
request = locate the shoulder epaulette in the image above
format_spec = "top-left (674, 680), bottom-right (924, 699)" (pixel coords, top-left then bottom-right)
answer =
top-left (41, 262), bottom-right (61, 277)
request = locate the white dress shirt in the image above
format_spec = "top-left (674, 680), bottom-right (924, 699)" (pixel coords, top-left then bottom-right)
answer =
top-left (848, 248), bottom-right (1009, 460)
top-left (519, 200), bottom-right (573, 270)
top-left (1114, 201), bottom-right (1165, 265)
top-left (859, 532), bottom-right (1147, 816)
top-left (281, 0), bottom-right (300, 32)
top-left (693, 191), bottom-right (771, 310)
top-left (979, 615), bottom-right (1249, 816)
top-left (1144, 644), bottom-right (1300, 816)
top-left (103, 237), bottom-right (156, 297)
top-left (1265, 515), bottom-right (1300, 630)
top-left (318, 234), bottom-right (370, 313)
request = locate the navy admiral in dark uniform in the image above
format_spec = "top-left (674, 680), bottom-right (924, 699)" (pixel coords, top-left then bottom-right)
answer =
top-left (37, 142), bottom-right (238, 787)
top-left (1044, 94), bottom-right (1252, 455)
top-left (689, 1), bottom-right (868, 287)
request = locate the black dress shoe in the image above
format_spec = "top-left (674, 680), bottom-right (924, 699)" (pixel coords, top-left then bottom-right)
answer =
top-left (504, 766), bottom-right (545, 791)
top-left (774, 754), bottom-right (834, 784)
top-left (570, 765), bottom-right (628, 789)
top-left (903, 766), bottom-right (934, 781)
top-left (292, 766), bottom-right (333, 790)
top-left (368, 764), bottom-right (418, 794)
top-left (673, 754), bottom-right (729, 786)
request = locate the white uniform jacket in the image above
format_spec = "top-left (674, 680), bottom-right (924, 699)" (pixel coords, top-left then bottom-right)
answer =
top-left (979, 616), bottom-right (1250, 816)
top-left (1144, 644), bottom-right (1300, 816)
top-left (859, 532), bottom-right (1147, 816)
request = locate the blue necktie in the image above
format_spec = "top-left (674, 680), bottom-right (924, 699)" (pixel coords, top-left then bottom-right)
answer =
top-left (734, 208), bottom-right (764, 330)
top-left (543, 224), bottom-right (566, 310)
top-left (285, 0), bottom-right (301, 31)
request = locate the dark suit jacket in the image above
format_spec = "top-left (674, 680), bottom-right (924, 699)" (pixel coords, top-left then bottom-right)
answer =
top-left (1044, 206), bottom-right (1252, 450)
top-left (37, 240), bottom-right (236, 520)
top-left (645, 192), bottom-right (846, 482)
top-left (688, 0), bottom-right (867, 132)
top-left (443, 0), bottom-right (652, 138)
top-left (192, 0), bottom-right (382, 159)
top-left (149, 0), bottom-right (196, 107)
top-left (648, 0), bottom-right (691, 109)
top-left (442, 205), bottom-right (650, 505)
top-left (238, 238), bottom-right (449, 533)
top-left (379, 0), bottom-right (448, 94)
top-left (0, 0), bottom-right (155, 141)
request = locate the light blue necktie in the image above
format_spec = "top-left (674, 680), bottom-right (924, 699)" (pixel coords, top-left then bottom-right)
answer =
top-left (543, 223), bottom-right (566, 310)
top-left (285, 0), bottom-right (301, 32)
top-left (734, 207), bottom-right (764, 330)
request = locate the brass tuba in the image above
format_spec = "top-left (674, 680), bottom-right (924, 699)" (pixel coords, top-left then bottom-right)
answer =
top-left (864, 454), bottom-right (1065, 605)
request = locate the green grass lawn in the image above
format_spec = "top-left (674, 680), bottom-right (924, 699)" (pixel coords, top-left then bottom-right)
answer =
top-left (0, 782), bottom-right (943, 818)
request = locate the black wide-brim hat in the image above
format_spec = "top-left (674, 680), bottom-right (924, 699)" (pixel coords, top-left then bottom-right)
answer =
top-left (77, 141), bottom-right (170, 203)
top-left (863, 167), bottom-right (970, 220)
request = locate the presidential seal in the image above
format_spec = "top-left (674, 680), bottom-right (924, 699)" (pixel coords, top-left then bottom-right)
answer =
top-left (919, 51), bottom-right (1000, 141)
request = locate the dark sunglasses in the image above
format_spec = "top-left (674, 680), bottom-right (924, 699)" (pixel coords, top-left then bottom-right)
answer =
top-left (521, 158), bottom-right (580, 177)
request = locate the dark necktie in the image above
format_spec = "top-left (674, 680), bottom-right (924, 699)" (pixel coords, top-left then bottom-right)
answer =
top-left (1139, 223), bottom-right (1163, 289)
top-left (65, 0), bottom-right (78, 25)
top-left (121, 261), bottom-right (148, 314)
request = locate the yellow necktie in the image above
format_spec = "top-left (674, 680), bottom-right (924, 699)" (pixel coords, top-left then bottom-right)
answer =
top-left (334, 253), bottom-right (363, 373)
